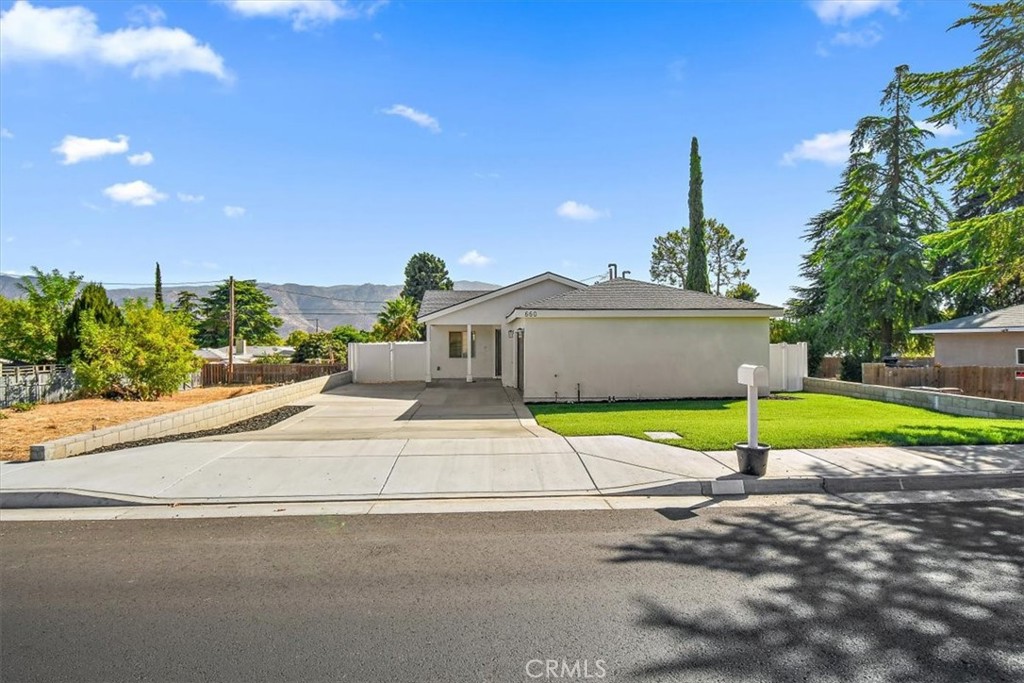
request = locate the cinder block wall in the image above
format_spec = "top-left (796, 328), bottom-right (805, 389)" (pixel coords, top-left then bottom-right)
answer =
top-left (30, 371), bottom-right (353, 461)
top-left (803, 377), bottom-right (1023, 420)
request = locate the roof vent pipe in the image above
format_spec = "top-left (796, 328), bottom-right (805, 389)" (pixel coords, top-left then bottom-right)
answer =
top-left (622, 270), bottom-right (631, 278)
top-left (608, 263), bottom-right (618, 279)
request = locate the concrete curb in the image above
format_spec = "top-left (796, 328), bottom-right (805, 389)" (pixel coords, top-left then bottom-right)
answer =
top-left (28, 371), bottom-right (352, 461)
top-left (3, 470), bottom-right (1020, 509)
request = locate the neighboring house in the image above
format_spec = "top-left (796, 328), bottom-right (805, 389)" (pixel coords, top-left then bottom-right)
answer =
top-left (911, 304), bottom-right (1024, 367)
top-left (194, 342), bottom-right (294, 364)
top-left (419, 273), bottom-right (783, 401)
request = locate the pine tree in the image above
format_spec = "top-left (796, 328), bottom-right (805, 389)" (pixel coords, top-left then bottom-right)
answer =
top-left (154, 262), bottom-right (163, 308)
top-left (685, 137), bottom-right (710, 292)
top-left (905, 1), bottom-right (1024, 297)
top-left (401, 253), bottom-right (453, 304)
top-left (791, 66), bottom-right (948, 358)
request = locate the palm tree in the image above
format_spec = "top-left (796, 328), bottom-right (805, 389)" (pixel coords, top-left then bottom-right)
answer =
top-left (373, 297), bottom-right (422, 341)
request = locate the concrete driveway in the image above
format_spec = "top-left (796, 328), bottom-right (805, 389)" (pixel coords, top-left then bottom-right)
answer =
top-left (201, 380), bottom-right (556, 441)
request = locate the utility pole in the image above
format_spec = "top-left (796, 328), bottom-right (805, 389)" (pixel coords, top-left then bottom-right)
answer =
top-left (227, 276), bottom-right (235, 383)
top-left (314, 318), bottom-right (320, 334)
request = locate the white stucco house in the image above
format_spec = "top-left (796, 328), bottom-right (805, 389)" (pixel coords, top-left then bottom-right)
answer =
top-left (418, 272), bottom-right (783, 402)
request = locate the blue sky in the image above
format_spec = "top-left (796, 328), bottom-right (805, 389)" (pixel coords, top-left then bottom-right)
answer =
top-left (0, 0), bottom-right (976, 305)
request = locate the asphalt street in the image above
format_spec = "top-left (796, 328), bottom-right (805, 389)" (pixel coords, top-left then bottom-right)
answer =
top-left (2, 500), bottom-right (1022, 683)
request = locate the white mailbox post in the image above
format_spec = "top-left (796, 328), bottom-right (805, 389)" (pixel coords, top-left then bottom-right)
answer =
top-left (736, 364), bottom-right (771, 476)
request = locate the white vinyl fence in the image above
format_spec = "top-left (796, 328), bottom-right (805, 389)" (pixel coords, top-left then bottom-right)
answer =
top-left (769, 342), bottom-right (808, 392)
top-left (349, 342), bottom-right (426, 383)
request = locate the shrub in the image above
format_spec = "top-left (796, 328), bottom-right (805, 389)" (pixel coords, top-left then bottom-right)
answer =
top-left (9, 401), bottom-right (36, 412)
top-left (292, 332), bottom-right (346, 364)
top-left (73, 301), bottom-right (203, 400)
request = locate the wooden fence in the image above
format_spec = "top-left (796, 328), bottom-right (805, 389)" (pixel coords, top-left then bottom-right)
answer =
top-left (201, 363), bottom-right (346, 386)
top-left (0, 364), bottom-right (76, 407)
top-left (862, 363), bottom-right (1024, 403)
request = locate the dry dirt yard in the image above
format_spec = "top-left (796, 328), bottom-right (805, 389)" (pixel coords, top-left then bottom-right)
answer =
top-left (0, 386), bottom-right (271, 462)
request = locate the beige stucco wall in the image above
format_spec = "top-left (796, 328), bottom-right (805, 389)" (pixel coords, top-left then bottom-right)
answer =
top-left (429, 324), bottom-right (500, 380)
top-left (512, 316), bottom-right (770, 401)
top-left (934, 332), bottom-right (1024, 367)
top-left (425, 279), bottom-right (579, 381)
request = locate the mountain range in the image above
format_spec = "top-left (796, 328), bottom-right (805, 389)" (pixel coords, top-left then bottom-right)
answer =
top-left (0, 275), bottom-right (498, 336)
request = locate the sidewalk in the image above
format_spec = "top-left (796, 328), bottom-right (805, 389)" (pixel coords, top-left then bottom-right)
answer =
top-left (1, 435), bottom-right (1020, 508)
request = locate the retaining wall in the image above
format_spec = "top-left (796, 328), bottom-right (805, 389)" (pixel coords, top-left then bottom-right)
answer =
top-left (803, 377), bottom-right (1024, 420)
top-left (29, 371), bottom-right (352, 461)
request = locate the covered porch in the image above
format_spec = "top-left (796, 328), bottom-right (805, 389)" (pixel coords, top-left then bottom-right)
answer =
top-left (424, 323), bottom-right (506, 383)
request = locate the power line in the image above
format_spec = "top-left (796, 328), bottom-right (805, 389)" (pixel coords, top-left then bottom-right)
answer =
top-left (258, 284), bottom-right (392, 305)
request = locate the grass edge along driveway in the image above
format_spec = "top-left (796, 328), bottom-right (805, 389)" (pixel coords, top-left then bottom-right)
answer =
top-left (529, 393), bottom-right (1024, 451)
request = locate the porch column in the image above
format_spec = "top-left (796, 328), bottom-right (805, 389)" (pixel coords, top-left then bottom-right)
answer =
top-left (424, 325), bottom-right (432, 383)
top-left (466, 323), bottom-right (473, 382)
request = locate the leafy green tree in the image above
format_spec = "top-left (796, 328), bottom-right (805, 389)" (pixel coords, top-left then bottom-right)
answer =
top-left (330, 324), bottom-right (371, 345)
top-left (72, 301), bottom-right (202, 400)
top-left (686, 137), bottom-right (710, 293)
top-left (791, 66), bottom-right (948, 359)
top-left (0, 267), bottom-right (83, 363)
top-left (154, 262), bottom-right (163, 308)
top-left (56, 283), bottom-right (122, 363)
top-left (196, 279), bottom-right (282, 348)
top-left (905, 0), bottom-right (1024, 297)
top-left (0, 297), bottom-right (37, 363)
top-left (285, 329), bottom-right (310, 347)
top-left (401, 252), bottom-right (453, 304)
top-left (726, 282), bottom-right (759, 301)
top-left (649, 227), bottom-right (689, 287)
top-left (706, 219), bottom-right (750, 296)
top-left (372, 297), bottom-right (422, 341)
top-left (291, 331), bottom-right (346, 363)
top-left (651, 218), bottom-right (750, 294)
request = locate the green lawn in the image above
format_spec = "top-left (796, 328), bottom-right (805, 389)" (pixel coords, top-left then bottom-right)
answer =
top-left (529, 393), bottom-right (1024, 451)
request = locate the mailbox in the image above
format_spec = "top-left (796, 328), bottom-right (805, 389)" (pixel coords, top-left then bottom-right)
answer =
top-left (737, 364), bottom-right (769, 388)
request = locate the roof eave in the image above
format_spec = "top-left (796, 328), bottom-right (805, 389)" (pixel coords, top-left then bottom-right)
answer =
top-left (419, 272), bottom-right (587, 323)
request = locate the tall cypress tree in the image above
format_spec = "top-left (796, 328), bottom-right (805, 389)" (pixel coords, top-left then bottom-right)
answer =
top-left (686, 137), bottom-right (710, 292)
top-left (154, 262), bottom-right (163, 308)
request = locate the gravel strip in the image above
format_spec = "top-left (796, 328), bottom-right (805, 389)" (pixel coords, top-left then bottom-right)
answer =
top-left (83, 405), bottom-right (313, 456)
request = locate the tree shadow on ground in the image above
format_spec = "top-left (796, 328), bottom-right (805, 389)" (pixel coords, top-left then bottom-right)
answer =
top-left (611, 501), bottom-right (1024, 682)
top-left (857, 424), bottom-right (1024, 447)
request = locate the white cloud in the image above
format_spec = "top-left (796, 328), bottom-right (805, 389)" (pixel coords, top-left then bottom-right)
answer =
top-left (222, 1), bottom-right (386, 31)
top-left (126, 4), bottom-right (165, 26)
top-left (127, 151), bottom-right (154, 166)
top-left (382, 104), bottom-right (441, 133)
top-left (223, 205), bottom-right (246, 218)
top-left (0, 1), bottom-right (230, 81)
top-left (916, 120), bottom-right (960, 138)
top-left (177, 192), bottom-right (205, 203)
top-left (0, 128), bottom-right (12, 139)
top-left (556, 200), bottom-right (607, 221)
top-left (53, 134), bottom-right (129, 164)
top-left (458, 250), bottom-right (492, 267)
top-left (103, 180), bottom-right (167, 206)
top-left (809, 0), bottom-right (899, 24)
top-left (781, 129), bottom-right (852, 166)
top-left (831, 26), bottom-right (882, 47)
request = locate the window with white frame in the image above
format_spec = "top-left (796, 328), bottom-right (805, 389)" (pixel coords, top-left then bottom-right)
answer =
top-left (1017, 348), bottom-right (1024, 365)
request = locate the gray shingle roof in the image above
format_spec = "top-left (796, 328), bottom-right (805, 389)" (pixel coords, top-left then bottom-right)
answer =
top-left (520, 278), bottom-right (782, 312)
top-left (911, 304), bottom-right (1024, 333)
top-left (419, 290), bottom-right (493, 316)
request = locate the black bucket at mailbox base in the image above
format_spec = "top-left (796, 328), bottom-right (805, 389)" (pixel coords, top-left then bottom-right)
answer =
top-left (735, 443), bottom-right (771, 476)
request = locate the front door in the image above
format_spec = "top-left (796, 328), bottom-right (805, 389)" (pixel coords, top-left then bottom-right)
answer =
top-left (516, 332), bottom-right (524, 391)
top-left (494, 329), bottom-right (502, 377)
